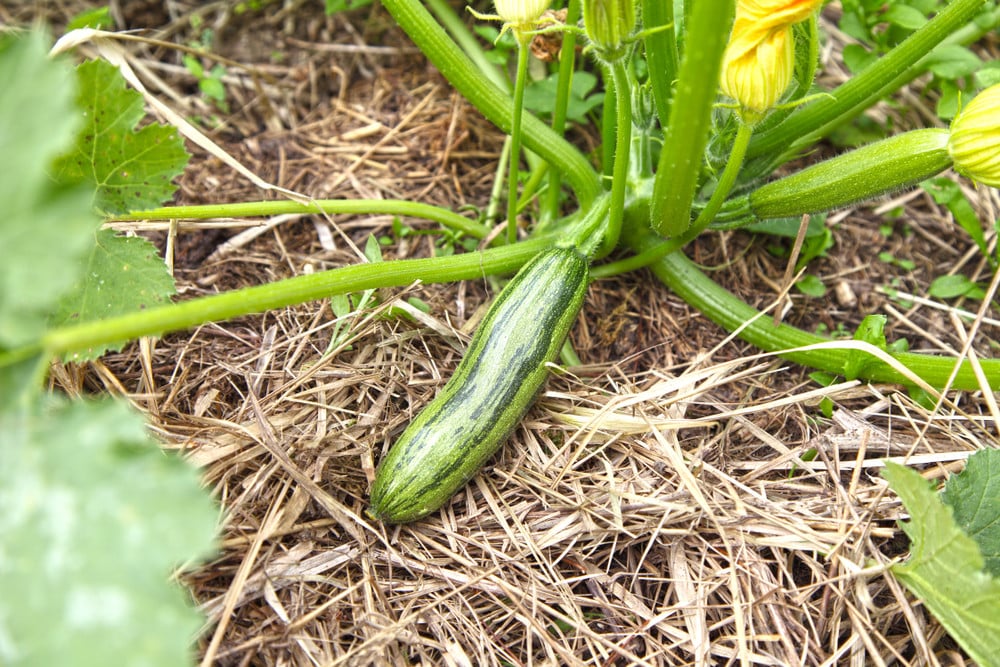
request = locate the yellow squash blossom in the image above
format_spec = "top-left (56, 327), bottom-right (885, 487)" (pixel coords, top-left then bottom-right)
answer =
top-left (721, 0), bottom-right (824, 117)
top-left (737, 0), bottom-right (823, 27)
top-left (948, 83), bottom-right (1000, 188)
top-left (494, 0), bottom-right (551, 32)
top-left (721, 24), bottom-right (794, 115)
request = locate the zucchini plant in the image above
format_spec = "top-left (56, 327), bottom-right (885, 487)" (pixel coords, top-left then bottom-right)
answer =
top-left (3, 0), bottom-right (1000, 661)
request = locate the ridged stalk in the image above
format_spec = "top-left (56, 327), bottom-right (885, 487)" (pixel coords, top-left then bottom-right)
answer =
top-left (622, 224), bottom-right (999, 391)
top-left (650, 0), bottom-right (735, 237)
top-left (13, 237), bottom-right (553, 364)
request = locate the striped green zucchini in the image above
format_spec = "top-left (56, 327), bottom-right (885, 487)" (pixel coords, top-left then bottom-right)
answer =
top-left (368, 246), bottom-right (589, 523)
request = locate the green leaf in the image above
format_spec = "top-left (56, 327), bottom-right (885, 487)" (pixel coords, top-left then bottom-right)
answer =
top-left (325, 0), bottom-right (374, 13)
top-left (51, 230), bottom-right (177, 361)
top-left (922, 177), bottom-right (988, 256)
top-left (523, 72), bottom-right (605, 123)
top-left (925, 45), bottom-right (982, 80)
top-left (842, 44), bottom-right (878, 73)
top-left (0, 398), bottom-right (218, 667)
top-left (883, 5), bottom-right (928, 30)
top-left (53, 59), bottom-right (189, 215)
top-left (928, 274), bottom-right (982, 300)
top-left (837, 10), bottom-right (870, 44)
top-left (975, 62), bottom-right (1000, 89)
top-left (0, 354), bottom-right (50, 414)
top-left (66, 6), bottom-right (114, 31)
top-left (943, 450), bottom-right (1000, 577)
top-left (883, 462), bottom-right (1000, 667)
top-left (795, 274), bottom-right (827, 297)
top-left (843, 314), bottom-right (887, 380)
top-left (364, 234), bottom-right (384, 263)
top-left (0, 31), bottom-right (99, 349)
top-left (182, 53), bottom-right (204, 79)
top-left (935, 79), bottom-right (961, 120)
top-left (199, 68), bottom-right (228, 106)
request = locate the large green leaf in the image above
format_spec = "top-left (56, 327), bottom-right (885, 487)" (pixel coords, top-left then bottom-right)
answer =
top-left (52, 229), bottom-right (177, 361)
top-left (0, 32), bottom-right (98, 349)
top-left (883, 461), bottom-right (1000, 667)
top-left (0, 399), bottom-right (218, 667)
top-left (53, 59), bottom-right (189, 214)
top-left (943, 450), bottom-right (1000, 577)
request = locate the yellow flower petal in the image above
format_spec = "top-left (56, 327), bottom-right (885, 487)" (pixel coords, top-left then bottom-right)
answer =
top-left (495, 0), bottom-right (550, 27)
top-left (721, 25), bottom-right (794, 113)
top-left (948, 84), bottom-right (1000, 187)
top-left (719, 0), bottom-right (823, 116)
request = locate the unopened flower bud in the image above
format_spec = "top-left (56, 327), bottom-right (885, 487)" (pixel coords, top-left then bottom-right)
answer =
top-left (583, 0), bottom-right (637, 61)
top-left (948, 83), bottom-right (1000, 188)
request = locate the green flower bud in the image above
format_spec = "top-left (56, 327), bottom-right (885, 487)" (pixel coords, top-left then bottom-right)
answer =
top-left (749, 129), bottom-right (952, 219)
top-left (583, 0), bottom-right (637, 61)
top-left (948, 83), bottom-right (1000, 188)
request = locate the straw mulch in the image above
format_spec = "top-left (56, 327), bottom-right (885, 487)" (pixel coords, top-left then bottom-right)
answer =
top-left (19, 1), bottom-right (999, 665)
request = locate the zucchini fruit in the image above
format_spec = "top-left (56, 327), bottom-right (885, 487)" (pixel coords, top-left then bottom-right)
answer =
top-left (368, 246), bottom-right (589, 523)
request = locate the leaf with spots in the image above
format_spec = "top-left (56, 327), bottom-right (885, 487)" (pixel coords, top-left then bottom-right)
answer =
top-left (883, 459), bottom-right (1000, 667)
top-left (942, 450), bottom-right (1000, 577)
top-left (0, 32), bottom-right (99, 350)
top-left (51, 229), bottom-right (177, 361)
top-left (0, 398), bottom-right (218, 667)
top-left (53, 59), bottom-right (189, 214)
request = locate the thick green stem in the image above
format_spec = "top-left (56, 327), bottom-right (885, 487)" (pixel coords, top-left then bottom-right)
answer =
top-left (622, 224), bottom-right (999, 391)
top-left (748, 0), bottom-right (988, 158)
top-left (7, 237), bottom-right (553, 364)
top-left (507, 38), bottom-right (531, 245)
top-left (380, 0), bottom-right (600, 207)
top-left (640, 0), bottom-right (676, 127)
top-left (115, 199), bottom-right (490, 239)
top-left (650, 0), bottom-right (735, 237)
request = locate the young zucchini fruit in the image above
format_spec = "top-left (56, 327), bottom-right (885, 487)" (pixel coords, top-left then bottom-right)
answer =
top-left (368, 246), bottom-right (589, 523)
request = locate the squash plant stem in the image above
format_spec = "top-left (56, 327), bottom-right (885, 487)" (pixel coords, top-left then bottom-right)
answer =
top-left (621, 222), bottom-right (1000, 391)
top-left (114, 199), bottom-right (491, 240)
top-left (8, 237), bottom-right (553, 365)
top-left (596, 59), bottom-right (633, 257)
top-left (507, 37), bottom-right (531, 245)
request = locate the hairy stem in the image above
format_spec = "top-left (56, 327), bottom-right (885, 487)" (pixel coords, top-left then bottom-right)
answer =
top-left (12, 238), bottom-right (553, 363)
top-left (597, 59), bottom-right (633, 257)
top-left (507, 38), bottom-right (531, 244)
top-left (115, 199), bottom-right (490, 239)
top-left (622, 224), bottom-right (999, 391)
top-left (650, 0), bottom-right (735, 237)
